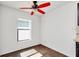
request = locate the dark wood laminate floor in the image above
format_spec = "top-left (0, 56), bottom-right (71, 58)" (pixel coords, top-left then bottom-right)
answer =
top-left (0, 44), bottom-right (67, 57)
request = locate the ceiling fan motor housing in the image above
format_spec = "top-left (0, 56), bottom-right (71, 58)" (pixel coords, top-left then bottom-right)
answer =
top-left (33, 1), bottom-right (38, 9)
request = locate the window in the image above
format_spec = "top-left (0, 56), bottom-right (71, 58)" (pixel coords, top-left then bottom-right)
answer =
top-left (17, 18), bottom-right (32, 41)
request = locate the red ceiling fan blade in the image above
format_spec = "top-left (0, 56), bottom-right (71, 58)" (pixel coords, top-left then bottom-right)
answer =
top-left (37, 9), bottom-right (45, 14)
top-left (20, 7), bottom-right (33, 9)
top-left (31, 11), bottom-right (34, 15)
top-left (37, 2), bottom-right (50, 8)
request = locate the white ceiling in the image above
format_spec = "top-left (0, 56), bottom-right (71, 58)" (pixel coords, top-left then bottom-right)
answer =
top-left (0, 1), bottom-right (69, 15)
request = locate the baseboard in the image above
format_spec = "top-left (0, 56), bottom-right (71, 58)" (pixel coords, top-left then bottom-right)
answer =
top-left (0, 44), bottom-right (68, 57)
top-left (0, 44), bottom-right (41, 56)
top-left (41, 43), bottom-right (68, 57)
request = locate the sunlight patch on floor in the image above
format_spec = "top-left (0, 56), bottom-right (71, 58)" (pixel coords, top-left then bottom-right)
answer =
top-left (20, 49), bottom-right (43, 57)
top-left (30, 52), bottom-right (43, 57)
top-left (20, 49), bottom-right (37, 57)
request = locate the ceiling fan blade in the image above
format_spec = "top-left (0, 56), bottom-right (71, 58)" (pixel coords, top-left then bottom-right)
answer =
top-left (37, 9), bottom-right (45, 14)
top-left (20, 7), bottom-right (33, 9)
top-left (31, 11), bottom-right (34, 15)
top-left (37, 2), bottom-right (50, 8)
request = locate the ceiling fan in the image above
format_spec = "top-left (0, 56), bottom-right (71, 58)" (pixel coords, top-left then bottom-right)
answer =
top-left (20, 1), bottom-right (51, 15)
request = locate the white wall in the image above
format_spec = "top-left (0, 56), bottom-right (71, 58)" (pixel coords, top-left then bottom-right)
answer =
top-left (0, 5), bottom-right (2, 53)
top-left (0, 2), bottom-right (77, 57)
top-left (77, 26), bottom-right (79, 34)
top-left (0, 5), bottom-right (40, 55)
top-left (41, 2), bottom-right (77, 57)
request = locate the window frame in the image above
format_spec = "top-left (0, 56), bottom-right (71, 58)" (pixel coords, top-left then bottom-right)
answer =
top-left (17, 18), bottom-right (32, 42)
